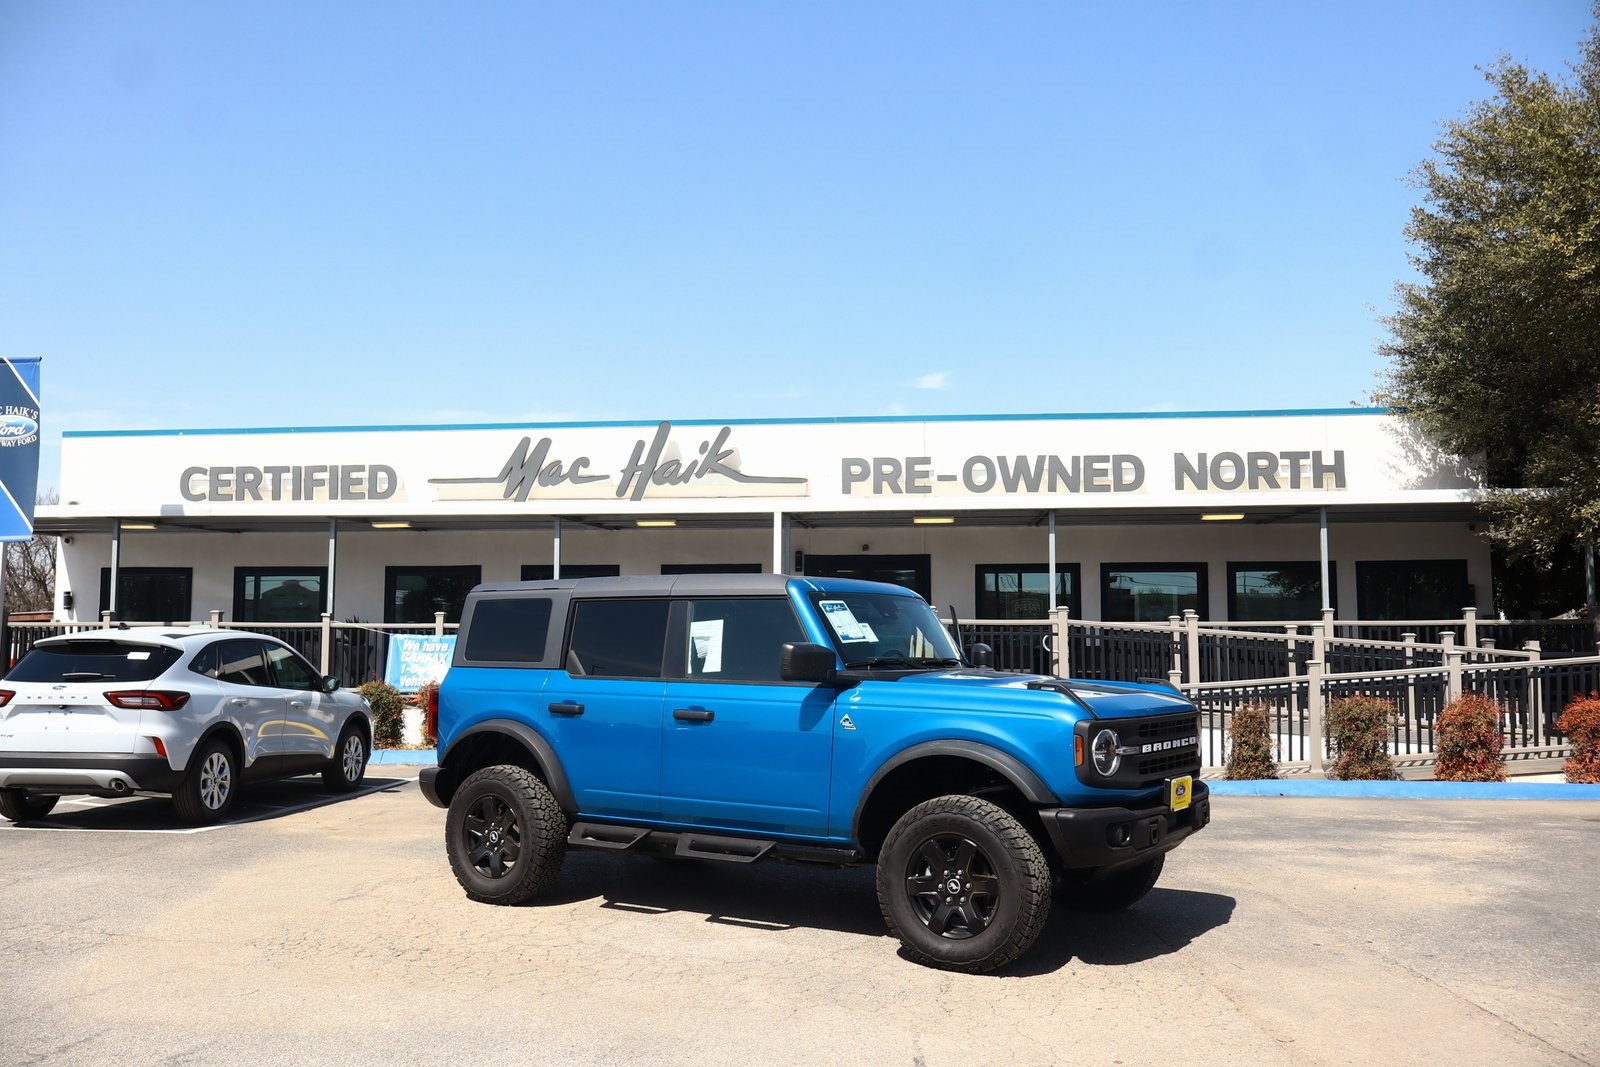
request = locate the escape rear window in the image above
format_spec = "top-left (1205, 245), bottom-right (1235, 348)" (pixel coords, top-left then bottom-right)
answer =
top-left (4, 641), bottom-right (184, 683)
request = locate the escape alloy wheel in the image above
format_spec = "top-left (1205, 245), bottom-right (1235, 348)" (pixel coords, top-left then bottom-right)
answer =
top-left (0, 788), bottom-right (58, 822)
top-left (875, 794), bottom-right (1052, 973)
top-left (446, 765), bottom-right (567, 905)
top-left (1057, 854), bottom-right (1165, 912)
top-left (323, 724), bottom-right (369, 792)
top-left (172, 738), bottom-right (237, 824)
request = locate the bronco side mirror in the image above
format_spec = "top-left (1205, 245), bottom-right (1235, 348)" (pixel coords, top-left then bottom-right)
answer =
top-left (965, 643), bottom-right (994, 668)
top-left (780, 642), bottom-right (839, 684)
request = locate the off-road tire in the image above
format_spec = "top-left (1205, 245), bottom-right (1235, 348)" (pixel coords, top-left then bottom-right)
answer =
top-left (322, 722), bottom-right (369, 792)
top-left (0, 788), bottom-right (58, 822)
top-left (173, 738), bottom-right (238, 824)
top-left (446, 765), bottom-right (567, 905)
top-left (1058, 854), bottom-right (1164, 911)
top-left (876, 794), bottom-right (1052, 973)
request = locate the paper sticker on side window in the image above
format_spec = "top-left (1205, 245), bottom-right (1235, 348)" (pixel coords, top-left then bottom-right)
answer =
top-left (820, 600), bottom-right (875, 643)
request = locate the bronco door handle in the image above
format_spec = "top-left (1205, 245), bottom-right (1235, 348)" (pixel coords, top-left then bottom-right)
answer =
top-left (549, 702), bottom-right (585, 716)
top-left (673, 708), bottom-right (714, 723)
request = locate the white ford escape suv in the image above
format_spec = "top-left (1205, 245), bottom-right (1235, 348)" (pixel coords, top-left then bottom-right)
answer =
top-left (0, 627), bottom-right (374, 824)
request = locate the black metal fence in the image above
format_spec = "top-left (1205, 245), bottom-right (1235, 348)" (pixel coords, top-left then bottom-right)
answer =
top-left (1066, 625), bottom-right (1181, 683)
top-left (4, 621), bottom-right (446, 686)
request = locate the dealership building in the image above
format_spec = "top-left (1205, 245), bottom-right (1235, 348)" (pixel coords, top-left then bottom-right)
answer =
top-left (36, 407), bottom-right (1490, 627)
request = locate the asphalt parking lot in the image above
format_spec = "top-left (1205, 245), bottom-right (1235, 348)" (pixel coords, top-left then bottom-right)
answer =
top-left (2, 778), bottom-right (1596, 1067)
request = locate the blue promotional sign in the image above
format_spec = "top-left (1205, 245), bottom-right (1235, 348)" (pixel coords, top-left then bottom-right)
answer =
top-left (383, 633), bottom-right (456, 691)
top-left (0, 358), bottom-right (41, 542)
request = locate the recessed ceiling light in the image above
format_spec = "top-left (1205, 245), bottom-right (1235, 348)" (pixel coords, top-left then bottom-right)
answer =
top-left (636, 519), bottom-right (677, 528)
top-left (121, 522), bottom-right (157, 531)
top-left (1200, 513), bottom-right (1246, 521)
top-left (912, 516), bottom-right (955, 525)
top-left (370, 521), bottom-right (412, 529)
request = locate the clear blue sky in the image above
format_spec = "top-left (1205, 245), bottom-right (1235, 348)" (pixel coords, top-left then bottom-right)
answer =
top-left (2, 1), bottom-right (1594, 492)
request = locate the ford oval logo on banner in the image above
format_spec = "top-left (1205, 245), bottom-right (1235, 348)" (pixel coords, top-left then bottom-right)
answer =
top-left (0, 357), bottom-right (42, 542)
top-left (0, 416), bottom-right (38, 439)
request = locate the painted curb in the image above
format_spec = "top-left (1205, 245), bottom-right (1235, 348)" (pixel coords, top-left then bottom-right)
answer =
top-left (373, 748), bottom-right (437, 765)
top-left (1207, 779), bottom-right (1600, 800)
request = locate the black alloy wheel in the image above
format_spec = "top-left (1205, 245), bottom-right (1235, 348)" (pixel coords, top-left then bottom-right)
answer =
top-left (902, 833), bottom-right (1002, 939)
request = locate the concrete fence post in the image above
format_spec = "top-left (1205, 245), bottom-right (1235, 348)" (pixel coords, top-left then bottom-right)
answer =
top-left (1402, 632), bottom-right (1417, 724)
top-left (1524, 640), bottom-right (1543, 730)
top-left (208, 609), bottom-right (224, 628)
top-left (1321, 606), bottom-right (1337, 640)
top-left (101, 610), bottom-right (114, 625)
top-left (320, 612), bottom-right (333, 676)
top-left (1462, 606), bottom-right (1478, 650)
top-left (1169, 614), bottom-right (1183, 681)
top-left (1184, 609), bottom-right (1200, 687)
top-left (434, 611), bottom-right (446, 636)
top-left (1307, 659), bottom-right (1325, 776)
top-left (1049, 606), bottom-right (1069, 678)
top-left (1441, 630), bottom-right (1462, 702)
top-left (1286, 624), bottom-right (1301, 723)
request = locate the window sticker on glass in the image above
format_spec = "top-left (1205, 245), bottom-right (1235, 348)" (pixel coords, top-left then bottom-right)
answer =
top-left (820, 600), bottom-right (877, 643)
top-left (689, 618), bottom-right (724, 674)
top-left (127, 651), bottom-right (152, 660)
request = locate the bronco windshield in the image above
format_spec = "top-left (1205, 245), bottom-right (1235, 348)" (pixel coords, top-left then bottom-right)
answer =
top-left (809, 591), bottom-right (963, 669)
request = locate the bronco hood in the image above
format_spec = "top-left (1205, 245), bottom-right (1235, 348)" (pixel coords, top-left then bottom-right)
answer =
top-left (870, 667), bottom-right (1195, 720)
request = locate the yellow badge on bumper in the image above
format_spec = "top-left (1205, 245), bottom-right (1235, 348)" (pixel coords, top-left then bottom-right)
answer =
top-left (1168, 775), bottom-right (1193, 812)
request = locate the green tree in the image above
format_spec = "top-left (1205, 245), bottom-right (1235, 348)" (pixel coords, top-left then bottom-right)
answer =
top-left (1381, 13), bottom-right (1600, 604)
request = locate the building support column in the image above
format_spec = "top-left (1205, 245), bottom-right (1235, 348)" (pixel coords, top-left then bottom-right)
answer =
top-left (553, 518), bottom-right (563, 580)
top-left (772, 511), bottom-right (790, 574)
top-left (108, 519), bottom-right (122, 618)
top-left (1047, 511), bottom-right (1058, 614)
top-left (326, 519), bottom-right (338, 621)
top-left (1319, 507), bottom-right (1331, 613)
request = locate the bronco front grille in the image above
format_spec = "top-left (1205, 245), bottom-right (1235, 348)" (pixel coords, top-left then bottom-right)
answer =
top-left (1077, 711), bottom-right (1202, 790)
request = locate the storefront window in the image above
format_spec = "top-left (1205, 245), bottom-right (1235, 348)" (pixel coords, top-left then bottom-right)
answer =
top-left (974, 564), bottom-right (1080, 619)
top-left (1228, 562), bottom-right (1333, 622)
top-left (1101, 564), bottom-right (1207, 622)
top-left (234, 568), bottom-right (328, 622)
top-left (99, 568), bottom-right (193, 622)
top-left (1356, 560), bottom-right (1470, 620)
top-left (803, 554), bottom-right (931, 601)
top-left (521, 564), bottom-right (620, 580)
top-left (385, 565), bottom-right (481, 624)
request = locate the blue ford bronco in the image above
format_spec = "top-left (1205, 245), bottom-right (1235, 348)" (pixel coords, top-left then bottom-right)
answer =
top-left (421, 574), bottom-right (1209, 973)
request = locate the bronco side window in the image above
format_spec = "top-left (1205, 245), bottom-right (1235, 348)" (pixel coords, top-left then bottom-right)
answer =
top-left (566, 599), bottom-right (670, 678)
top-left (463, 597), bottom-right (554, 664)
top-left (678, 598), bottom-right (805, 683)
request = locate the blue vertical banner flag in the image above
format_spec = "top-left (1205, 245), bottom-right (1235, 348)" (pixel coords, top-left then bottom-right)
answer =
top-left (0, 358), bottom-right (42, 542)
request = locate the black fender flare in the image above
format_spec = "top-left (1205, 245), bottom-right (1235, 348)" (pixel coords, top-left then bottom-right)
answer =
top-left (440, 718), bottom-right (576, 811)
top-left (851, 739), bottom-right (1055, 840)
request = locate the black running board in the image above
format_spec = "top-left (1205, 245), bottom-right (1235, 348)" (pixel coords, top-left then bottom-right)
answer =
top-left (674, 833), bottom-right (773, 863)
top-left (567, 821), bottom-right (776, 863)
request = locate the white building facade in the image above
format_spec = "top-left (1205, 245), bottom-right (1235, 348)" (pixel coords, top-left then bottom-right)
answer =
top-left (38, 408), bottom-right (1490, 626)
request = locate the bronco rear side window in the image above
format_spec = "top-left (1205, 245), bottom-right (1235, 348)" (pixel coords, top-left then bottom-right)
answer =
top-left (5, 641), bottom-right (182, 683)
top-left (464, 597), bottom-right (554, 664)
top-left (567, 599), bottom-right (669, 678)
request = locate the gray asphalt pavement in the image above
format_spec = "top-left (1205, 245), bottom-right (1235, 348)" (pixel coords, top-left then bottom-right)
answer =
top-left (1, 778), bottom-right (1596, 1066)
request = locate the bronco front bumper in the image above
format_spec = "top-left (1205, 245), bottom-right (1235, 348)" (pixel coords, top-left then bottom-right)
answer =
top-left (1040, 780), bottom-right (1210, 872)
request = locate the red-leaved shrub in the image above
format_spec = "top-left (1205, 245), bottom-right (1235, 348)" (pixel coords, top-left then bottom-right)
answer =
top-left (1556, 693), bottom-right (1600, 784)
top-left (1433, 693), bottom-right (1507, 782)
top-left (1325, 695), bottom-right (1399, 780)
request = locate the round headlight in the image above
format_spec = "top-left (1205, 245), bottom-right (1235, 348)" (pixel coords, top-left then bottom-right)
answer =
top-left (1091, 728), bottom-right (1121, 776)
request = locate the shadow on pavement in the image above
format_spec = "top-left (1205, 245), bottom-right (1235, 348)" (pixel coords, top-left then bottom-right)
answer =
top-left (532, 851), bottom-right (1237, 972)
top-left (0, 775), bottom-right (411, 832)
